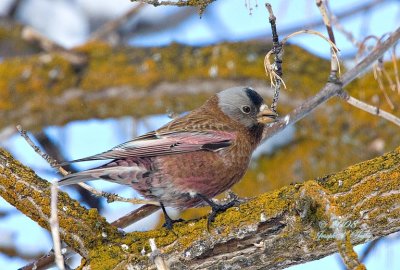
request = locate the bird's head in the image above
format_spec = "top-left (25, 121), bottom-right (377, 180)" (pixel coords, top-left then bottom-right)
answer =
top-left (217, 86), bottom-right (278, 128)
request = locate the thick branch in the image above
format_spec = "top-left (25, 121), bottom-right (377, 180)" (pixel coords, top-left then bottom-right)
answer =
top-left (0, 148), bottom-right (121, 258)
top-left (1, 131), bottom-right (400, 269)
top-left (0, 41), bottom-right (329, 132)
top-left (77, 146), bottom-right (400, 269)
top-left (1, 26), bottom-right (399, 137)
top-left (2, 142), bottom-right (400, 269)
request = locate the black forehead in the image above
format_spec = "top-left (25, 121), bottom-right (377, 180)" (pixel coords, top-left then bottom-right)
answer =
top-left (244, 88), bottom-right (264, 107)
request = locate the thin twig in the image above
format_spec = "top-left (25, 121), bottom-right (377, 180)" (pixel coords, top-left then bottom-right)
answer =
top-left (265, 3), bottom-right (283, 113)
top-left (111, 204), bottom-right (160, 228)
top-left (0, 244), bottom-right (45, 260)
top-left (341, 28), bottom-right (400, 86)
top-left (16, 125), bottom-right (60, 169)
top-left (262, 26), bottom-right (400, 142)
top-left (357, 35), bottom-right (379, 60)
top-left (264, 28), bottom-right (340, 92)
top-left (77, 182), bottom-right (158, 205)
top-left (316, 0), bottom-right (340, 82)
top-left (149, 238), bottom-right (169, 270)
top-left (50, 180), bottom-right (65, 270)
top-left (283, 30), bottom-right (341, 76)
top-left (131, 0), bottom-right (215, 15)
top-left (21, 27), bottom-right (87, 66)
top-left (89, 3), bottom-right (145, 43)
top-left (327, 5), bottom-right (360, 48)
top-left (357, 35), bottom-right (397, 109)
top-left (391, 44), bottom-right (400, 94)
top-left (255, 0), bottom-right (385, 52)
top-left (345, 96), bottom-right (400, 126)
top-left (132, 0), bottom-right (214, 7)
top-left (316, 0), bottom-right (335, 44)
top-left (375, 61), bottom-right (396, 109)
top-left (375, 37), bottom-right (396, 109)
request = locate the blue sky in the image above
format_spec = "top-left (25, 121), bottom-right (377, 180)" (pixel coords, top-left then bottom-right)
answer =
top-left (0, 0), bottom-right (399, 269)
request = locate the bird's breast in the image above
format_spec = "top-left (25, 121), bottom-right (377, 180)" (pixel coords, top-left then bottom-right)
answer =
top-left (152, 140), bottom-right (252, 196)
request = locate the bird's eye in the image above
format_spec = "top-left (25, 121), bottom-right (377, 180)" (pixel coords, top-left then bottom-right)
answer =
top-left (241, 105), bottom-right (251, 114)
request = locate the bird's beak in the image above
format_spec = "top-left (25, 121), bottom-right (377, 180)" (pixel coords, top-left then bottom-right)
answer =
top-left (257, 104), bottom-right (278, 124)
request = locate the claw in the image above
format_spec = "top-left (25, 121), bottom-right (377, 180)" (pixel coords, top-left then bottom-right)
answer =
top-left (162, 218), bottom-right (184, 230)
top-left (197, 194), bottom-right (240, 231)
top-left (160, 202), bottom-right (184, 230)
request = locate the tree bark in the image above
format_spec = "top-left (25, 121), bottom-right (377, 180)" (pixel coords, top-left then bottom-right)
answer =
top-left (1, 146), bottom-right (399, 269)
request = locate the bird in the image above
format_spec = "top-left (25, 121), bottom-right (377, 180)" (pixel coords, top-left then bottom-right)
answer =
top-left (57, 86), bottom-right (278, 229)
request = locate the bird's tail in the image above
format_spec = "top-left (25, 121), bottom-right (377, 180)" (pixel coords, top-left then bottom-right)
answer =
top-left (55, 152), bottom-right (116, 167)
top-left (58, 171), bottom-right (99, 186)
top-left (58, 166), bottom-right (145, 186)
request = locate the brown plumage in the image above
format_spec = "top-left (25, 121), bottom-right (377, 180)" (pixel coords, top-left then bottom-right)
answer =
top-left (58, 86), bottom-right (277, 228)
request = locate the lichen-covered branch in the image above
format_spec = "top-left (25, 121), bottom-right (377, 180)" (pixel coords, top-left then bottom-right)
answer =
top-left (0, 40), bottom-right (331, 133)
top-left (1, 143), bottom-right (400, 269)
top-left (107, 146), bottom-right (399, 270)
top-left (131, 0), bottom-right (215, 15)
top-left (0, 18), bottom-right (42, 57)
top-left (0, 148), bottom-right (121, 258)
top-left (1, 27), bottom-right (399, 138)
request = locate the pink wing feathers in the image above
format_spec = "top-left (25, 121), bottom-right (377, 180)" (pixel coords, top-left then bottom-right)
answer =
top-left (57, 130), bottom-right (236, 186)
top-left (58, 130), bottom-right (236, 165)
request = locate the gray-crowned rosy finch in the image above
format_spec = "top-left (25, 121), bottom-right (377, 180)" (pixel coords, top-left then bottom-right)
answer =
top-left (58, 86), bottom-right (278, 229)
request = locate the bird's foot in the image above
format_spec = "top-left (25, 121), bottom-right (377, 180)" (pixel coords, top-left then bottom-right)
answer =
top-left (162, 217), bottom-right (185, 230)
top-left (160, 202), bottom-right (184, 230)
top-left (196, 194), bottom-right (241, 230)
top-left (207, 200), bottom-right (238, 229)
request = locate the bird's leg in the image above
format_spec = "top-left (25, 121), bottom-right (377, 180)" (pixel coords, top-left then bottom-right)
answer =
top-left (160, 202), bottom-right (184, 230)
top-left (197, 194), bottom-right (240, 230)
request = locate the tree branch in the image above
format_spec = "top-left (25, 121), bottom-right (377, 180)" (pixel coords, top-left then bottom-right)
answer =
top-left (3, 144), bottom-right (399, 269)
top-left (104, 146), bottom-right (400, 269)
top-left (0, 148), bottom-right (121, 259)
top-left (131, 0), bottom-right (215, 15)
top-left (1, 10), bottom-right (399, 270)
top-left (1, 26), bottom-right (398, 136)
top-left (89, 3), bottom-right (145, 43)
top-left (0, 41), bottom-right (328, 132)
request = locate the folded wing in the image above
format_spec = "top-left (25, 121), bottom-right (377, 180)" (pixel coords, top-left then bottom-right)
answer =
top-left (58, 130), bottom-right (236, 165)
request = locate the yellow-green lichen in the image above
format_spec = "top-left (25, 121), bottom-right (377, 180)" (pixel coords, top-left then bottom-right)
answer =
top-left (0, 41), bottom-right (333, 131)
top-left (0, 148), bottom-right (121, 254)
top-left (2, 145), bottom-right (400, 268)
